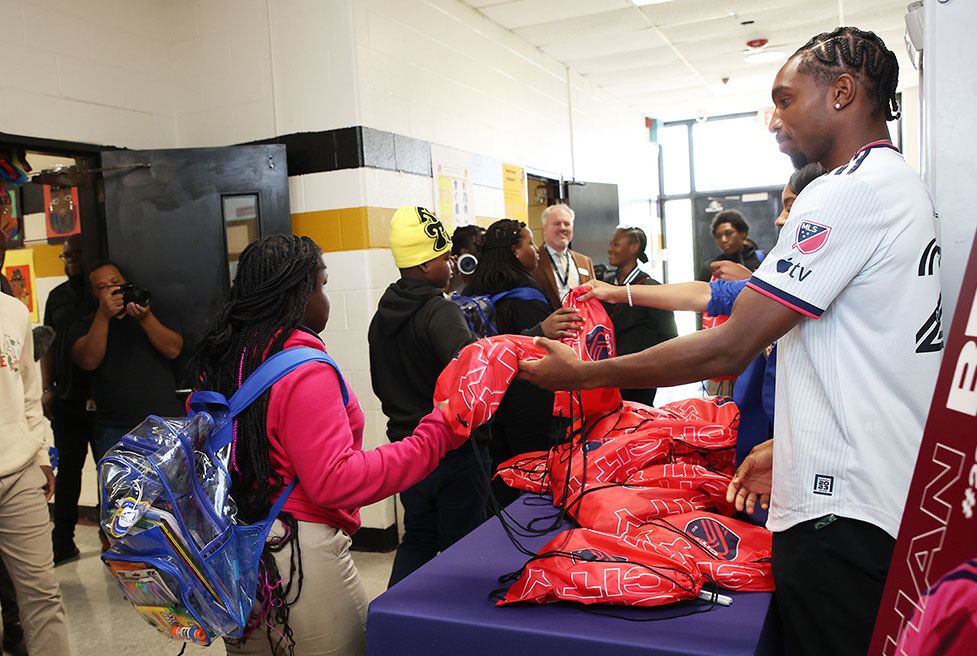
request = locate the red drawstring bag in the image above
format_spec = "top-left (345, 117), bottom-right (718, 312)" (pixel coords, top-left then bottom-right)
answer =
top-left (658, 397), bottom-right (740, 431)
top-left (567, 462), bottom-right (735, 534)
top-left (626, 462), bottom-right (737, 516)
top-left (553, 287), bottom-right (622, 418)
top-left (433, 335), bottom-right (544, 437)
top-left (567, 483), bottom-right (716, 536)
top-left (497, 528), bottom-right (703, 608)
top-left (624, 512), bottom-right (774, 592)
top-left (657, 397), bottom-right (739, 474)
top-left (493, 451), bottom-right (550, 494)
top-left (546, 403), bottom-right (674, 504)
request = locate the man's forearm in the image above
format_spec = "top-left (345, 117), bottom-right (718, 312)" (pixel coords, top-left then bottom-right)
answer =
top-left (139, 313), bottom-right (183, 359)
top-left (581, 325), bottom-right (753, 390)
top-left (72, 314), bottom-right (110, 370)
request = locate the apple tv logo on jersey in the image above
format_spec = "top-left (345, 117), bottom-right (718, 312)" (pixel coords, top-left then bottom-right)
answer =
top-left (776, 257), bottom-right (812, 281)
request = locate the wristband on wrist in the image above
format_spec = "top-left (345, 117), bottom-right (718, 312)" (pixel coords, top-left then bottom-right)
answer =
top-left (626, 283), bottom-right (633, 307)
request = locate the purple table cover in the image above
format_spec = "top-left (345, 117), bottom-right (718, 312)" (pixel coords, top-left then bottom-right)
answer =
top-left (367, 494), bottom-right (784, 655)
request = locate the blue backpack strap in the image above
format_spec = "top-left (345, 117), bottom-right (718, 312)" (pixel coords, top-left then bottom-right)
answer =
top-left (267, 477), bottom-right (299, 519)
top-left (207, 347), bottom-right (347, 453)
top-left (490, 287), bottom-right (548, 305)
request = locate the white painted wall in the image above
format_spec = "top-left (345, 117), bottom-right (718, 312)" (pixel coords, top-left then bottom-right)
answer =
top-left (0, 0), bottom-right (187, 148)
top-left (922, 0), bottom-right (977, 328)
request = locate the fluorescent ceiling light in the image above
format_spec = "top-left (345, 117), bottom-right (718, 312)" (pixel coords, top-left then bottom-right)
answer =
top-left (633, 0), bottom-right (677, 6)
top-left (744, 50), bottom-right (786, 64)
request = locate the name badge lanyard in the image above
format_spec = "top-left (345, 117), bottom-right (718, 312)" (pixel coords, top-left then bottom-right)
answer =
top-left (549, 250), bottom-right (571, 289)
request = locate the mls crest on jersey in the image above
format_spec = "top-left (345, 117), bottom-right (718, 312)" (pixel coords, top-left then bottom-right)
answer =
top-left (686, 517), bottom-right (740, 560)
top-left (795, 220), bottom-right (831, 254)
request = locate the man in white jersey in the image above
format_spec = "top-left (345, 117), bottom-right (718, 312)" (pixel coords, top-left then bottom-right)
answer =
top-left (519, 27), bottom-right (941, 656)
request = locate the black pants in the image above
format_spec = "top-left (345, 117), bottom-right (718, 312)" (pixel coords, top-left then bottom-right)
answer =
top-left (620, 387), bottom-right (656, 406)
top-left (388, 442), bottom-right (490, 588)
top-left (0, 557), bottom-right (19, 635)
top-left (50, 400), bottom-right (96, 549)
top-left (772, 515), bottom-right (895, 656)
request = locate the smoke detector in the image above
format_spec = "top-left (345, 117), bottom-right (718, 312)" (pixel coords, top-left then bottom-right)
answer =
top-left (744, 38), bottom-right (785, 64)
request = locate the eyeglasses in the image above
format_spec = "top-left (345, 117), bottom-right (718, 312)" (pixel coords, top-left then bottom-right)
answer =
top-left (59, 251), bottom-right (82, 261)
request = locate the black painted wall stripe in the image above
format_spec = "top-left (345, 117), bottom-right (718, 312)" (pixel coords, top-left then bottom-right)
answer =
top-left (247, 126), bottom-right (505, 189)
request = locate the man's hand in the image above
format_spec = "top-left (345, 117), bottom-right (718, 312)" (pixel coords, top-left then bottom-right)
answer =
top-left (576, 280), bottom-right (622, 303)
top-left (726, 438), bottom-right (774, 514)
top-left (539, 308), bottom-right (584, 340)
top-left (42, 389), bottom-right (55, 421)
top-left (711, 261), bottom-right (753, 281)
top-left (517, 337), bottom-right (586, 391)
top-left (41, 465), bottom-right (56, 501)
top-left (98, 285), bottom-right (126, 319)
top-left (126, 302), bottom-right (151, 321)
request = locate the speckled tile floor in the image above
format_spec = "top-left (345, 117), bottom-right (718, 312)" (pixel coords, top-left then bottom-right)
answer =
top-left (1, 523), bottom-right (394, 656)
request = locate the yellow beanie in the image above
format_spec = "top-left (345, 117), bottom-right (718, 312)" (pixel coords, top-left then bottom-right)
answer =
top-left (389, 206), bottom-right (452, 268)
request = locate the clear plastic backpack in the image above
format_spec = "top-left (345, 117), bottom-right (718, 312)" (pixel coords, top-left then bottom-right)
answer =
top-left (97, 347), bottom-right (345, 646)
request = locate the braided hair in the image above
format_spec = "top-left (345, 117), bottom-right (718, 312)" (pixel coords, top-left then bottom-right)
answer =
top-left (466, 219), bottom-right (530, 296)
top-left (191, 234), bottom-right (323, 653)
top-left (790, 26), bottom-right (900, 120)
top-left (466, 219), bottom-right (548, 332)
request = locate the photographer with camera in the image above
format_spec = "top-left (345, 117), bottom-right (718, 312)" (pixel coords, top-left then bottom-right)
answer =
top-left (70, 261), bottom-right (183, 465)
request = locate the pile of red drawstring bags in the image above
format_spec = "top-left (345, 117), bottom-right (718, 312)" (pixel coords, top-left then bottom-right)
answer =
top-left (434, 286), bottom-right (774, 610)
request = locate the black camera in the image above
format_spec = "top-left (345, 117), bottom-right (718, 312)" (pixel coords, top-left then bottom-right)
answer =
top-left (113, 282), bottom-right (152, 307)
top-left (458, 253), bottom-right (478, 276)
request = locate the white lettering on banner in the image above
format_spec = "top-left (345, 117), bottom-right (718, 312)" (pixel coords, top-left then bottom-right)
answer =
top-left (947, 286), bottom-right (977, 415)
top-left (947, 342), bottom-right (977, 415)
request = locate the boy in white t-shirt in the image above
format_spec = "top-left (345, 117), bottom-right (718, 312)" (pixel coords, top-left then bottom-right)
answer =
top-left (519, 27), bottom-right (940, 656)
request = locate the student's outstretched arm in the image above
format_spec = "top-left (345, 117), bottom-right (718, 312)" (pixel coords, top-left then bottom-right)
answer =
top-left (577, 279), bottom-right (712, 313)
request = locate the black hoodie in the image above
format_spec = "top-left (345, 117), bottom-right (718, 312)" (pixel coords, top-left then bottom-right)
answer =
top-left (368, 277), bottom-right (478, 442)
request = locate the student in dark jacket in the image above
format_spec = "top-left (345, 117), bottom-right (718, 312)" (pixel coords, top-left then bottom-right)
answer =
top-left (368, 206), bottom-right (490, 587)
top-left (464, 219), bottom-right (581, 506)
top-left (697, 210), bottom-right (764, 281)
top-left (604, 227), bottom-right (677, 406)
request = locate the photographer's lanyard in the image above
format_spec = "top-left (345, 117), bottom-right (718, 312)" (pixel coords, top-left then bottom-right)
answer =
top-left (548, 249), bottom-right (571, 288)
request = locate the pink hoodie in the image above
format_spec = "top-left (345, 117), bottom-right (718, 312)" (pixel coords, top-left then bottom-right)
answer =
top-left (264, 329), bottom-right (466, 533)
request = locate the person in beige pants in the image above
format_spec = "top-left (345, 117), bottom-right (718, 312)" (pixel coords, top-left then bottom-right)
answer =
top-left (0, 291), bottom-right (71, 656)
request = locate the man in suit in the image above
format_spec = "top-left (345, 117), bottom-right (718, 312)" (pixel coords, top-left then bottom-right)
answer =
top-left (532, 204), bottom-right (595, 307)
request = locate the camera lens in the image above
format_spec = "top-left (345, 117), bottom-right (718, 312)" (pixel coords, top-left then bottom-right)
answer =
top-left (458, 253), bottom-right (478, 275)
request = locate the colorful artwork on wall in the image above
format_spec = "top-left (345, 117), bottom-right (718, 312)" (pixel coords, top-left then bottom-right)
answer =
top-left (1, 248), bottom-right (38, 321)
top-left (44, 184), bottom-right (81, 239)
top-left (0, 187), bottom-right (22, 248)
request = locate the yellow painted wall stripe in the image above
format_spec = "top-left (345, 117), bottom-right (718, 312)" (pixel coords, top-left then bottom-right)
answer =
top-left (32, 243), bottom-right (65, 278)
top-left (292, 207), bottom-right (504, 252)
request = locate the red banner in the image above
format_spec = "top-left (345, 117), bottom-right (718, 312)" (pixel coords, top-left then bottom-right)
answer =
top-left (870, 239), bottom-right (977, 654)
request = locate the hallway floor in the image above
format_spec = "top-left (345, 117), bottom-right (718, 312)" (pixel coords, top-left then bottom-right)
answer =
top-left (7, 523), bottom-right (395, 656)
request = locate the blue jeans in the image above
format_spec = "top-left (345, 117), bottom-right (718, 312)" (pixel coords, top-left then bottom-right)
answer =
top-left (387, 442), bottom-right (490, 588)
top-left (92, 426), bottom-right (128, 464)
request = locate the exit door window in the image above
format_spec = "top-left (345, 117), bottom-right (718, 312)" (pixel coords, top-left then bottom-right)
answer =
top-left (222, 194), bottom-right (258, 282)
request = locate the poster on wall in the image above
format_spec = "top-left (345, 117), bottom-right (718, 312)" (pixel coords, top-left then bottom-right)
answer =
top-left (869, 235), bottom-right (977, 654)
top-left (431, 144), bottom-right (474, 227)
top-left (1, 248), bottom-right (39, 321)
top-left (44, 184), bottom-right (81, 239)
top-left (503, 164), bottom-right (528, 223)
top-left (1, 187), bottom-right (23, 248)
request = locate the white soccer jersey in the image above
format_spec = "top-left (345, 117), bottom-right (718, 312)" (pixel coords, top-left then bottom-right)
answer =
top-left (747, 142), bottom-right (942, 538)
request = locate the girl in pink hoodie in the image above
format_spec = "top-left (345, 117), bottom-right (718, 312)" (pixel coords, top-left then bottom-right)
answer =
top-left (193, 235), bottom-right (467, 655)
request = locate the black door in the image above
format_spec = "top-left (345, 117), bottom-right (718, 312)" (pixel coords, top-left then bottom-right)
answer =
top-left (564, 181), bottom-right (620, 271)
top-left (100, 145), bottom-right (290, 384)
top-left (692, 188), bottom-right (782, 280)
